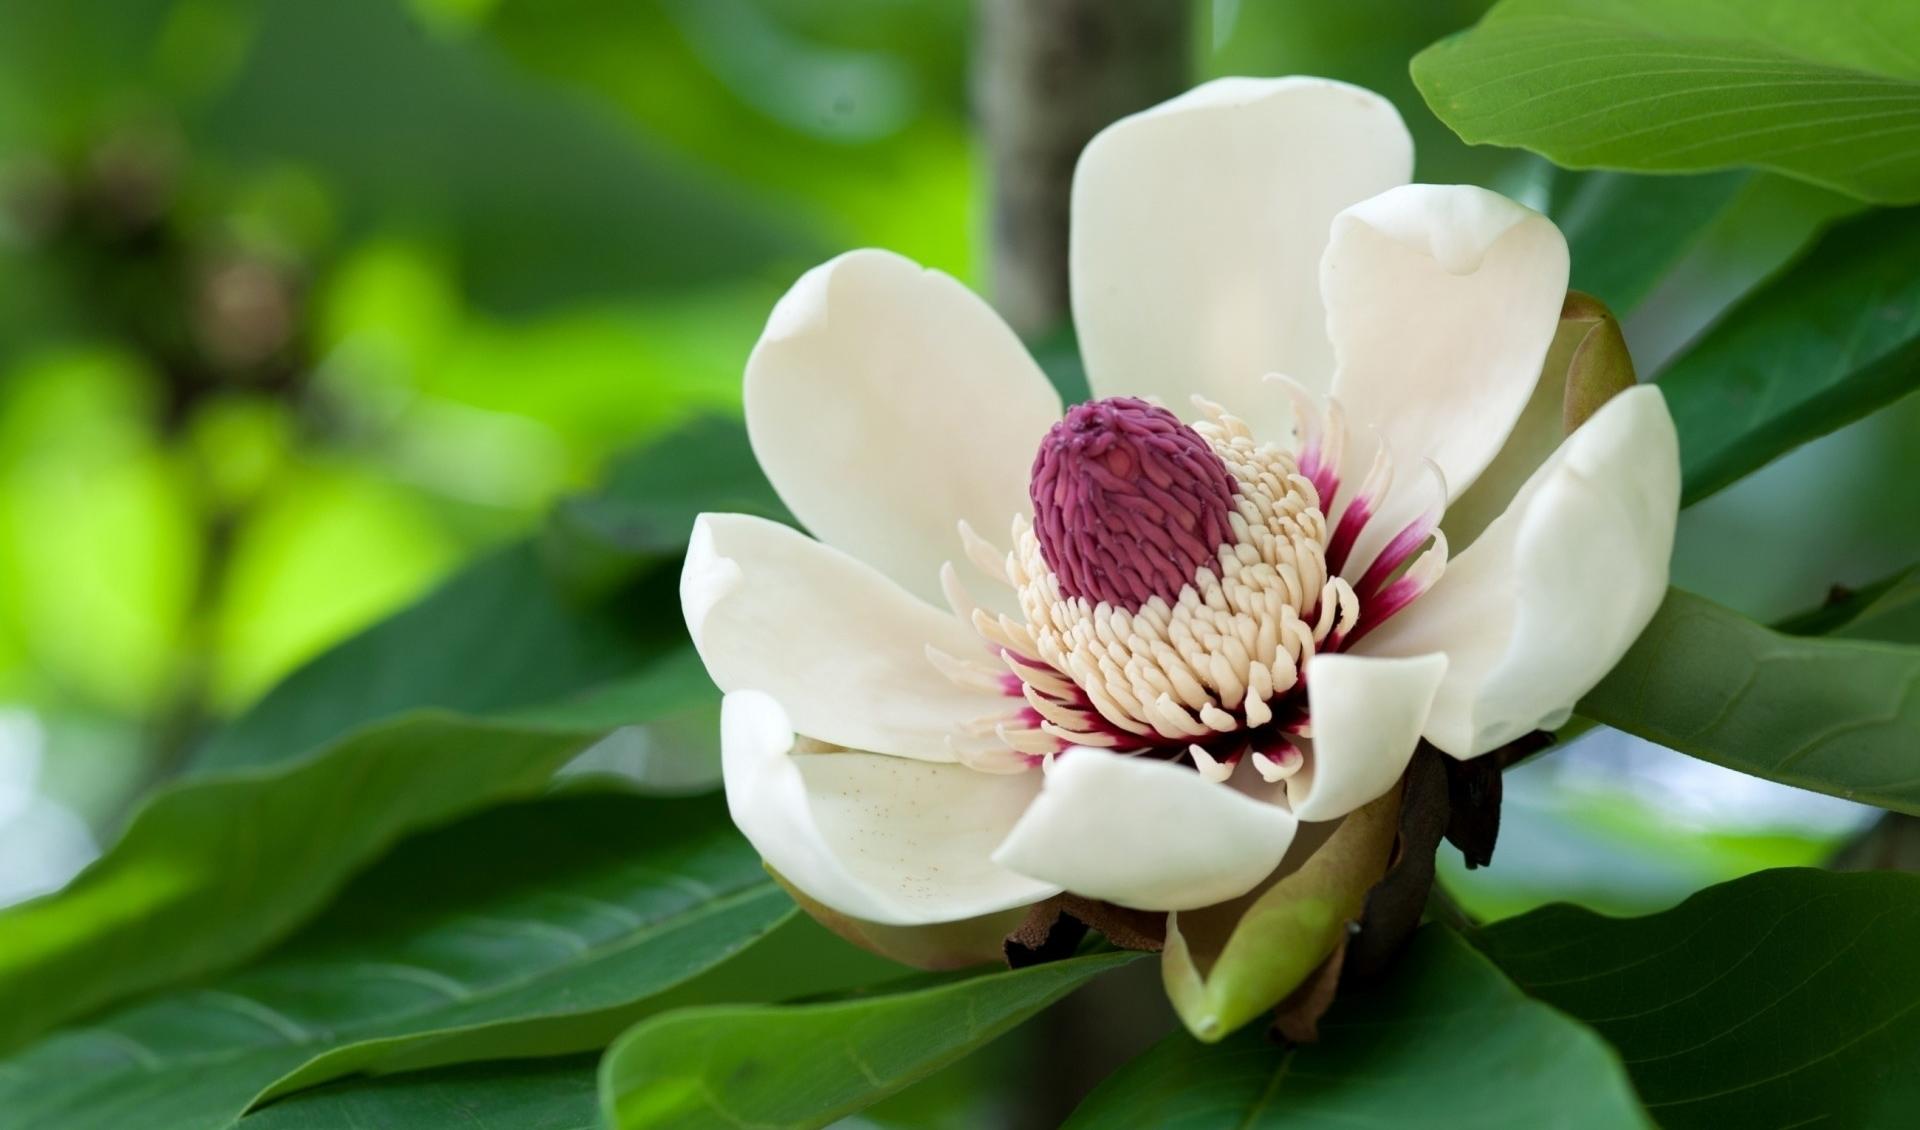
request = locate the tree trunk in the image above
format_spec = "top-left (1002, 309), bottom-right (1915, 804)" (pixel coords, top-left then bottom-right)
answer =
top-left (974, 0), bottom-right (1192, 338)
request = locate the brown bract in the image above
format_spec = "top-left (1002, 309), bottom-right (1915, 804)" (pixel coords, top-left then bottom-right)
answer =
top-left (1004, 895), bottom-right (1168, 967)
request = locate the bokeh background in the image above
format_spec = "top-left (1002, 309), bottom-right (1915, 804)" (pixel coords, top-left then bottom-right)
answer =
top-left (2, 4), bottom-right (1915, 1115)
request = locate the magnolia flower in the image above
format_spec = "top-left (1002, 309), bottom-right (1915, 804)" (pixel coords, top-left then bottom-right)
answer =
top-left (682, 78), bottom-right (1678, 967)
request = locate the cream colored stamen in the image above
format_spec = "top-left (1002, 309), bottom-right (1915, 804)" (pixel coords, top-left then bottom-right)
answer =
top-left (1252, 745), bottom-right (1304, 783)
top-left (1005, 399), bottom-right (1358, 746)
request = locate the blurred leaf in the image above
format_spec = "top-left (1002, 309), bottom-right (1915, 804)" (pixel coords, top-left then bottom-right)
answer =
top-left (312, 242), bottom-right (768, 518)
top-left (1028, 329), bottom-right (1091, 406)
top-left (544, 414), bottom-right (789, 596)
top-left (1204, 0), bottom-right (1517, 189)
top-left (1580, 587), bottom-right (1920, 814)
top-left (1549, 170), bottom-right (1750, 315)
top-left (0, 791), bottom-right (791, 1129)
top-left (194, 413), bottom-right (773, 774)
top-left (1833, 567), bottom-right (1920, 644)
top-left (1660, 208), bottom-right (1920, 504)
top-left (192, 544), bottom-right (673, 772)
top-left (1475, 868), bottom-right (1920, 1129)
top-left (0, 714), bottom-right (597, 1053)
top-left (1616, 173), bottom-right (1865, 375)
top-left (196, 0), bottom-right (816, 312)
top-left (1066, 927), bottom-right (1647, 1129)
top-left (236, 1056), bottom-right (599, 1130)
top-left (591, 415), bottom-right (779, 525)
top-left (1412, 0), bottom-right (1920, 204)
top-left (1776, 562), bottom-right (1920, 640)
top-left (483, 0), bottom-right (977, 274)
top-left (599, 951), bottom-right (1142, 1129)
top-left (0, 348), bottom-right (198, 713)
top-left (211, 464), bottom-right (461, 709)
top-left (0, 0), bottom-right (176, 149)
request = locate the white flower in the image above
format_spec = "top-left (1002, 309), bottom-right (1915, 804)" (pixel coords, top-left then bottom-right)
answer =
top-left (681, 77), bottom-right (1679, 955)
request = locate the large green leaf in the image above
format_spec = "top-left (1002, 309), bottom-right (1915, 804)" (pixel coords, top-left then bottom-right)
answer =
top-left (1550, 169), bottom-right (1751, 315)
top-left (599, 951), bottom-right (1142, 1129)
top-left (194, 415), bottom-right (779, 776)
top-left (543, 414), bottom-right (791, 597)
top-left (1581, 587), bottom-right (1920, 813)
top-left (1066, 927), bottom-right (1647, 1129)
top-left (1477, 868), bottom-right (1920, 1128)
top-left (1560, 170), bottom-right (1864, 377)
top-left (238, 1057), bottom-right (600, 1130)
top-left (1659, 208), bottom-right (1920, 504)
top-left (0, 792), bottom-right (793, 1129)
top-left (191, 547), bottom-right (677, 773)
top-left (0, 714), bottom-right (609, 1054)
top-left (1412, 0), bottom-right (1920, 204)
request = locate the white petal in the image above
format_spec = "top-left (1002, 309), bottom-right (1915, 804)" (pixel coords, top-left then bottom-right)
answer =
top-left (1324, 184), bottom-right (1569, 503)
top-left (992, 750), bottom-right (1297, 911)
top-left (745, 249), bottom-right (1062, 607)
top-left (1356, 386), bottom-right (1679, 756)
top-left (1287, 652), bottom-right (1447, 822)
top-left (723, 691), bottom-right (1057, 927)
top-left (1071, 77), bottom-right (1412, 433)
top-left (782, 883), bottom-right (1031, 971)
top-left (1442, 295), bottom-right (1636, 553)
top-left (683, 513), bottom-right (1007, 761)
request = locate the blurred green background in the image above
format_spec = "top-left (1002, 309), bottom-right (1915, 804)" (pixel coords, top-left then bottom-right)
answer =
top-left (0, 0), bottom-right (1909, 970)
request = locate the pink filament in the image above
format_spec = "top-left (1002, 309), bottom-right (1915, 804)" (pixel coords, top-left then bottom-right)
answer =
top-left (1354, 513), bottom-right (1437, 604)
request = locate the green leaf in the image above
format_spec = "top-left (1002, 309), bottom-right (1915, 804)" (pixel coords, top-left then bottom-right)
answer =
top-left (1066, 927), bottom-right (1648, 1129)
top-left (1660, 208), bottom-right (1920, 505)
top-left (236, 1057), bottom-right (600, 1130)
top-left (0, 715), bottom-right (599, 1053)
top-left (482, 0), bottom-right (978, 273)
top-left (1832, 566), bottom-right (1920, 644)
top-left (0, 792), bottom-right (793, 1129)
top-left (1579, 587), bottom-right (1920, 813)
top-left (1562, 171), bottom-right (1865, 376)
top-left (599, 951), bottom-right (1142, 1129)
top-left (1776, 562), bottom-right (1920, 641)
top-left (1551, 169), bottom-right (1752, 315)
top-left (1476, 868), bottom-right (1920, 1129)
top-left (192, 546), bottom-right (678, 774)
top-left (543, 414), bottom-right (790, 597)
top-left (1412, 0), bottom-right (1920, 204)
top-left (200, 0), bottom-right (814, 313)
top-left (194, 415), bottom-right (776, 776)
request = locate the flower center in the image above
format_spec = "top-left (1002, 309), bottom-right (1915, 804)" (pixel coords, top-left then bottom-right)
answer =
top-left (1010, 396), bottom-right (1354, 769)
top-left (1028, 397), bottom-right (1238, 612)
top-left (933, 389), bottom-right (1447, 785)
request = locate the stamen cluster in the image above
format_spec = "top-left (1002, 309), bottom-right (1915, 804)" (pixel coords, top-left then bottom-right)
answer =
top-left (1016, 398), bottom-right (1352, 738)
top-left (932, 389), bottom-right (1445, 785)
